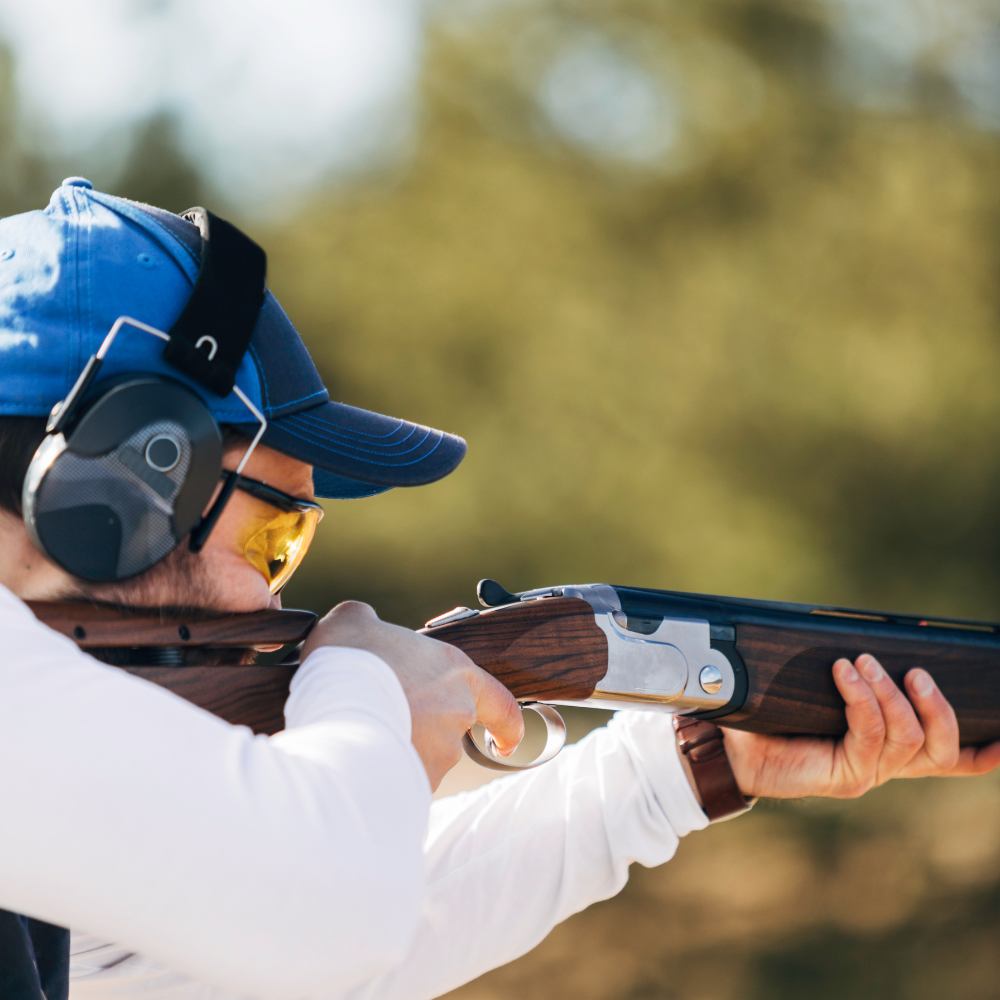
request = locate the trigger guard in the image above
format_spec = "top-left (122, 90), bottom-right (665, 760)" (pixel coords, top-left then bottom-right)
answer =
top-left (462, 703), bottom-right (568, 772)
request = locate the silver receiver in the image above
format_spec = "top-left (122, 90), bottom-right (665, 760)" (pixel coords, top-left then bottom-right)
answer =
top-left (434, 581), bottom-right (738, 773)
top-left (536, 584), bottom-right (736, 714)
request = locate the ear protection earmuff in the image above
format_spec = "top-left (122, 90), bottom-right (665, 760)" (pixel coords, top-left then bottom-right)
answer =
top-left (22, 210), bottom-right (268, 583)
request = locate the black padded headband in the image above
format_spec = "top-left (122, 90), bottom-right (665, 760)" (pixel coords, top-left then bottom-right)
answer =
top-left (162, 209), bottom-right (267, 397)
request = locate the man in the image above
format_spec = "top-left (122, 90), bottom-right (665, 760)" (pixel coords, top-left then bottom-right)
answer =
top-left (0, 179), bottom-right (996, 1000)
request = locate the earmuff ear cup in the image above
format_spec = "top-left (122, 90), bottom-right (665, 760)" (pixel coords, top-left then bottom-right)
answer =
top-left (23, 378), bottom-right (223, 582)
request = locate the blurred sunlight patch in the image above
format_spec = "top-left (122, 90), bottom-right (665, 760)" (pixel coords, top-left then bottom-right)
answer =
top-left (0, 0), bottom-right (423, 211)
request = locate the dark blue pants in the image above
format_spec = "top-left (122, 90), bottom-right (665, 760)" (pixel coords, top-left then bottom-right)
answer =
top-left (0, 909), bottom-right (69, 1000)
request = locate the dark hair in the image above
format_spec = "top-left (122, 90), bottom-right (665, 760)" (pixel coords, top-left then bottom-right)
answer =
top-left (0, 417), bottom-right (48, 517)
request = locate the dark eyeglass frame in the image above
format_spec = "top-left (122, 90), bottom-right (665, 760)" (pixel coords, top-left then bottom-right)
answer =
top-left (222, 473), bottom-right (324, 516)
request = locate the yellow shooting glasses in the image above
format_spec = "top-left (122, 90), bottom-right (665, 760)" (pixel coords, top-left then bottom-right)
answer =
top-left (232, 474), bottom-right (324, 593)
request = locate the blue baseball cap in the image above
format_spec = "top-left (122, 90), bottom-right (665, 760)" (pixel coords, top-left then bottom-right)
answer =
top-left (0, 178), bottom-right (467, 499)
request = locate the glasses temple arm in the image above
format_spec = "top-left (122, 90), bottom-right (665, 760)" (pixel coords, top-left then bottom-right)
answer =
top-left (189, 386), bottom-right (268, 553)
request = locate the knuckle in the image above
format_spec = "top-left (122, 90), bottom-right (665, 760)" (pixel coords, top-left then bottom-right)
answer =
top-left (330, 600), bottom-right (375, 621)
top-left (463, 664), bottom-right (495, 695)
top-left (845, 777), bottom-right (873, 799)
top-left (859, 720), bottom-right (886, 745)
top-left (444, 644), bottom-right (474, 672)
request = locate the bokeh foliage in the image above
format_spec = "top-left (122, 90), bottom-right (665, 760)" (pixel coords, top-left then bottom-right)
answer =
top-left (4, 0), bottom-right (1000, 995)
top-left (266, 0), bottom-right (1000, 629)
top-left (270, 5), bottom-right (1000, 995)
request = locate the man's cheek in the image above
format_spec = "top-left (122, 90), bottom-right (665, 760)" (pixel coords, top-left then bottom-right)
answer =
top-left (208, 558), bottom-right (274, 612)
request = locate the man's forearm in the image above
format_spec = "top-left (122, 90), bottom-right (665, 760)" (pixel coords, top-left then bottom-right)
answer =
top-left (69, 713), bottom-right (704, 1000)
top-left (339, 712), bottom-right (707, 1000)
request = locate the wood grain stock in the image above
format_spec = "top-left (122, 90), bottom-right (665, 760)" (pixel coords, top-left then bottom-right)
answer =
top-left (28, 601), bottom-right (316, 647)
top-left (422, 597), bottom-right (609, 700)
top-left (721, 624), bottom-right (1000, 745)
top-left (28, 602), bottom-right (315, 735)
top-left (122, 665), bottom-right (295, 735)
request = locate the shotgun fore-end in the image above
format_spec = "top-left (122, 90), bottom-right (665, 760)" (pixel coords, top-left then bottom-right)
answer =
top-left (724, 623), bottom-right (1000, 745)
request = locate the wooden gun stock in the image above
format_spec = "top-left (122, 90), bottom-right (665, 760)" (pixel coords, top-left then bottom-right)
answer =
top-left (29, 601), bottom-right (316, 735)
top-left (420, 598), bottom-right (609, 700)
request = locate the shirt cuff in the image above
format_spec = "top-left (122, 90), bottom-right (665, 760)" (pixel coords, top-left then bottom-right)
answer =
top-left (610, 711), bottom-right (711, 837)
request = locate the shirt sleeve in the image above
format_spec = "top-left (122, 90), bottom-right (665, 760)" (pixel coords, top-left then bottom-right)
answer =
top-left (339, 710), bottom-right (709, 1000)
top-left (0, 585), bottom-right (431, 1000)
top-left (70, 711), bottom-right (708, 1000)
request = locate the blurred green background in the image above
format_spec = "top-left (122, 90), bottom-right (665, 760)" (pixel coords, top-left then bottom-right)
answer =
top-left (5, 0), bottom-right (1000, 995)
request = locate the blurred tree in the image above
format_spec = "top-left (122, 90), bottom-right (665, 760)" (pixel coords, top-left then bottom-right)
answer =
top-left (113, 114), bottom-right (206, 215)
top-left (259, 9), bottom-right (1000, 991)
top-left (0, 44), bottom-right (58, 218)
top-left (267, 0), bottom-right (1000, 629)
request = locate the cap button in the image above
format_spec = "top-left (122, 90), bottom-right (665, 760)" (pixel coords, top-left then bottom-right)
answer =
top-left (62, 177), bottom-right (93, 189)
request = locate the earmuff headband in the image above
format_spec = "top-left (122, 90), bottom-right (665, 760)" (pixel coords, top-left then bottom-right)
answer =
top-left (162, 209), bottom-right (267, 398)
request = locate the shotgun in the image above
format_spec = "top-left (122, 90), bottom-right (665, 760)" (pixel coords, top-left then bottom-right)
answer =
top-left (29, 578), bottom-right (1000, 768)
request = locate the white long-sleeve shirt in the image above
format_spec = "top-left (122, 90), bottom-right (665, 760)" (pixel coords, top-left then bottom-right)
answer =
top-left (0, 583), bottom-right (708, 1000)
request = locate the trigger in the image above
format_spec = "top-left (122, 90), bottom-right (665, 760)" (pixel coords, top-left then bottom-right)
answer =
top-left (462, 704), bottom-right (568, 771)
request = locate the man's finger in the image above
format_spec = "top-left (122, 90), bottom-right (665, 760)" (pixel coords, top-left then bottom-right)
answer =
top-left (855, 655), bottom-right (925, 780)
top-left (898, 669), bottom-right (959, 775)
top-left (950, 741), bottom-right (1000, 776)
top-left (469, 666), bottom-right (524, 756)
top-left (830, 657), bottom-right (884, 796)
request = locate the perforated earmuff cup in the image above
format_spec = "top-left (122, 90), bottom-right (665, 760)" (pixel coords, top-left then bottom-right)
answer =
top-left (23, 377), bottom-right (223, 582)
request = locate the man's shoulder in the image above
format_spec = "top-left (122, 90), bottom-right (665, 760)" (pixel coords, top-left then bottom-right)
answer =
top-left (0, 584), bottom-right (53, 637)
top-left (0, 582), bottom-right (31, 617)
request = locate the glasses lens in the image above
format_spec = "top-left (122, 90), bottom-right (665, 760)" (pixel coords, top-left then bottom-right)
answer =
top-left (244, 508), bottom-right (321, 593)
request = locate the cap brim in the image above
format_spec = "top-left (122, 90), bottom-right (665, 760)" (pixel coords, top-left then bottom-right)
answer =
top-left (237, 400), bottom-right (467, 500)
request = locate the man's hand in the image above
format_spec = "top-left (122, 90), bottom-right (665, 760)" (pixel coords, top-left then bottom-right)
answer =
top-left (723, 655), bottom-right (1000, 799)
top-left (302, 602), bottom-right (524, 790)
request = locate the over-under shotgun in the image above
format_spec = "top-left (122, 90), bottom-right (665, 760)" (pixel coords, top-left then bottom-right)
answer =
top-left (29, 579), bottom-right (1000, 749)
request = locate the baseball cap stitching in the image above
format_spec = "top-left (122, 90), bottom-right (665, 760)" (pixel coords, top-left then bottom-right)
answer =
top-left (275, 420), bottom-right (446, 467)
top-left (278, 418), bottom-right (433, 457)
top-left (267, 389), bottom-right (329, 412)
top-left (276, 416), bottom-right (421, 448)
top-left (288, 408), bottom-right (411, 440)
top-left (284, 415), bottom-right (421, 448)
top-left (248, 342), bottom-right (272, 411)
